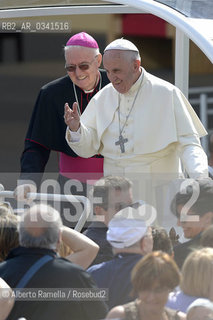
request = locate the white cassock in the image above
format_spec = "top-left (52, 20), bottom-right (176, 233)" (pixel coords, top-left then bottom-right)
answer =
top-left (66, 68), bottom-right (208, 230)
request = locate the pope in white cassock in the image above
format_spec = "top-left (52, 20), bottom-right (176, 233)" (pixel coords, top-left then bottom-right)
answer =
top-left (64, 38), bottom-right (209, 229)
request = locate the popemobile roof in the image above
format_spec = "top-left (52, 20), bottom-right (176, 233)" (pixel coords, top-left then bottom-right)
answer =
top-left (109, 0), bottom-right (213, 64)
top-left (0, 0), bottom-right (213, 63)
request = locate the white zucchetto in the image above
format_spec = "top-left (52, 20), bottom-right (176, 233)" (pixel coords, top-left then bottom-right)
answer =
top-left (104, 38), bottom-right (139, 52)
top-left (107, 203), bottom-right (148, 248)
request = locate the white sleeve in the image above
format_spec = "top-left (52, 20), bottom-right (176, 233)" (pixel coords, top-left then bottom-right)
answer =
top-left (179, 134), bottom-right (209, 179)
top-left (66, 126), bottom-right (81, 143)
top-left (65, 122), bottom-right (100, 158)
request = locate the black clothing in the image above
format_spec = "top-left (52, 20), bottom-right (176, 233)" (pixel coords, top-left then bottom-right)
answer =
top-left (88, 253), bottom-right (143, 309)
top-left (20, 71), bottom-right (109, 187)
top-left (173, 233), bottom-right (201, 269)
top-left (0, 246), bottom-right (108, 320)
top-left (83, 221), bottom-right (113, 266)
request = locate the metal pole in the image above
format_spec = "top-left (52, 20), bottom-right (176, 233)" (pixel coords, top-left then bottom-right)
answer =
top-left (175, 28), bottom-right (189, 99)
top-left (0, 191), bottom-right (91, 232)
top-left (200, 93), bottom-right (208, 153)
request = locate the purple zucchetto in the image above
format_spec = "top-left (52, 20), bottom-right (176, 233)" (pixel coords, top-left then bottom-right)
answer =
top-left (66, 32), bottom-right (99, 49)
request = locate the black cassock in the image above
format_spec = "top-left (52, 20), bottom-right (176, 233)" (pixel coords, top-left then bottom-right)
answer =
top-left (20, 70), bottom-right (109, 188)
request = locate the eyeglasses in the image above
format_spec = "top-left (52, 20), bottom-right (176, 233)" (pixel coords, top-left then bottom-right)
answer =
top-left (65, 56), bottom-right (97, 73)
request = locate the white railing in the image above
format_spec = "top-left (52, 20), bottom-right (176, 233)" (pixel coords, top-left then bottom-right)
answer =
top-left (0, 185), bottom-right (91, 232)
top-left (189, 86), bottom-right (213, 153)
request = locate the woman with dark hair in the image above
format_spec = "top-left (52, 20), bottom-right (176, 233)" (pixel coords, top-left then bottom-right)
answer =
top-left (152, 226), bottom-right (174, 256)
top-left (106, 251), bottom-right (186, 320)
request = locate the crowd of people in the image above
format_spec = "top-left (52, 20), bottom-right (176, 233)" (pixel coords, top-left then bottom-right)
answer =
top-left (1, 176), bottom-right (213, 320)
top-left (1, 31), bottom-right (213, 320)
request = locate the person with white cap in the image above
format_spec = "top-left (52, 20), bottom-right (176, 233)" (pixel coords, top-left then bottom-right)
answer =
top-left (87, 204), bottom-right (153, 309)
top-left (15, 32), bottom-right (110, 226)
top-left (64, 37), bottom-right (209, 228)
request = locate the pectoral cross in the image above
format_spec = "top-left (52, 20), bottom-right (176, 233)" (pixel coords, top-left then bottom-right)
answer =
top-left (115, 134), bottom-right (128, 153)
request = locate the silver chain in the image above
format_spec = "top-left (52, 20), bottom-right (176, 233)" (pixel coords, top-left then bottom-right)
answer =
top-left (72, 72), bottom-right (102, 116)
top-left (118, 73), bottom-right (143, 137)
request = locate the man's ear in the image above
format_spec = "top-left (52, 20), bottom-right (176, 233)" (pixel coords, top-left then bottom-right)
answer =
top-left (133, 59), bottom-right (140, 72)
top-left (94, 205), bottom-right (105, 216)
top-left (57, 229), bottom-right (62, 245)
top-left (97, 53), bottom-right (102, 68)
top-left (94, 205), bottom-right (108, 224)
top-left (204, 211), bottom-right (213, 225)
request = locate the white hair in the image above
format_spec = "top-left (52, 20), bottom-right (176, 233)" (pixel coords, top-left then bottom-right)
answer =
top-left (19, 204), bottom-right (62, 250)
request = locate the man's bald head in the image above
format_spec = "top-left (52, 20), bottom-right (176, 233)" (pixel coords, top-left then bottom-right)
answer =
top-left (19, 204), bottom-right (62, 250)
